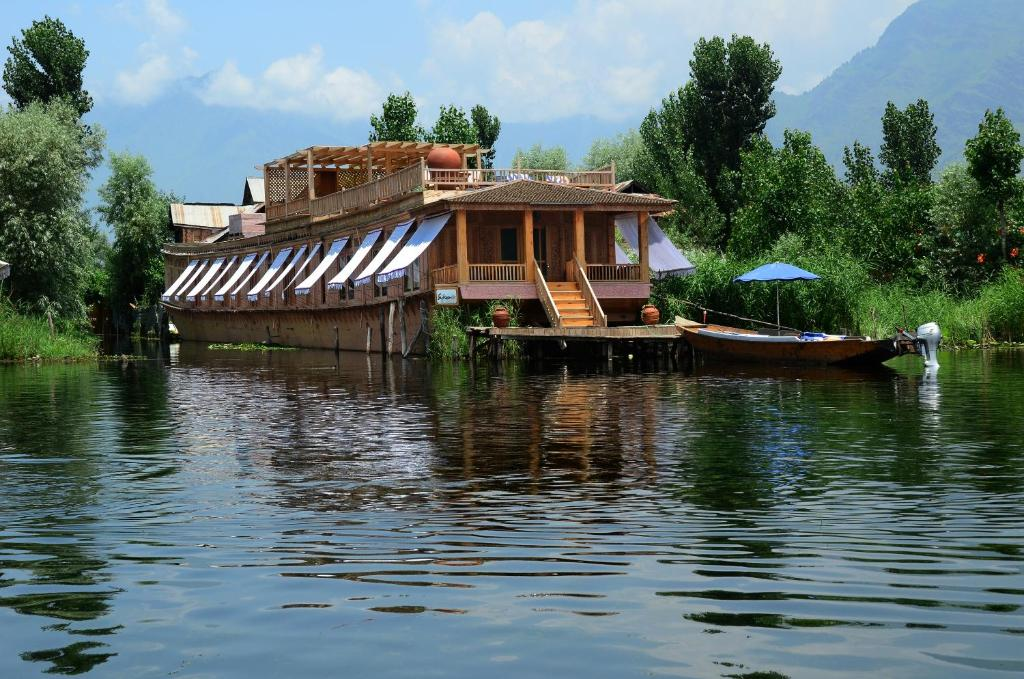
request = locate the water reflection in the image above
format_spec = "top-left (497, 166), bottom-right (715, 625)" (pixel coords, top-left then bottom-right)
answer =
top-left (0, 347), bottom-right (1022, 677)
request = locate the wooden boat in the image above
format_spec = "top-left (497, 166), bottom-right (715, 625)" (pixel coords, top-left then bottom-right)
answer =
top-left (675, 317), bottom-right (935, 366)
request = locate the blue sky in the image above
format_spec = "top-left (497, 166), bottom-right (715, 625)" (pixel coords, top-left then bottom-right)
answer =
top-left (2, 0), bottom-right (916, 125)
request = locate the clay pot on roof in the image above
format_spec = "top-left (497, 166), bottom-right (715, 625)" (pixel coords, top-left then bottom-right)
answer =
top-left (426, 147), bottom-right (462, 169)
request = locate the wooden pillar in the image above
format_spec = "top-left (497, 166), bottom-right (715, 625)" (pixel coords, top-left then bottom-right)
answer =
top-left (637, 211), bottom-right (650, 281)
top-left (367, 147), bottom-right (374, 183)
top-left (573, 209), bottom-right (586, 267)
top-left (606, 214), bottom-right (615, 264)
top-left (284, 161), bottom-right (290, 212)
top-left (456, 209), bottom-right (469, 283)
top-left (523, 210), bottom-right (535, 282)
top-left (306, 149), bottom-right (314, 199)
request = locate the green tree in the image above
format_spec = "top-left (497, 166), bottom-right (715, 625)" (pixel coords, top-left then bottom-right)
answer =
top-left (641, 35), bottom-right (781, 245)
top-left (730, 130), bottom-right (845, 259)
top-left (3, 16), bottom-right (92, 117)
top-left (369, 92), bottom-right (424, 142)
top-left (470, 105), bottom-right (501, 168)
top-left (582, 130), bottom-right (642, 182)
top-left (99, 153), bottom-right (174, 315)
top-left (511, 143), bottom-right (569, 171)
top-left (965, 108), bottom-right (1024, 260)
top-left (929, 163), bottom-right (1001, 292)
top-left (427, 105), bottom-right (476, 144)
top-left (0, 100), bottom-right (103, 319)
top-left (879, 99), bottom-right (940, 185)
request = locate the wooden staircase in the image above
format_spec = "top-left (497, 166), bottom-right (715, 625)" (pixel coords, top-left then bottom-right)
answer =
top-left (548, 281), bottom-right (595, 327)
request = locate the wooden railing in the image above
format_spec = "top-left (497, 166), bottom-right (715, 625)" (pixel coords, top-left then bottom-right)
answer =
top-left (587, 263), bottom-right (642, 281)
top-left (266, 194), bottom-right (310, 221)
top-left (431, 264), bottom-right (458, 286)
top-left (469, 263), bottom-right (526, 282)
top-left (310, 161), bottom-right (424, 219)
top-left (567, 257), bottom-right (607, 327)
top-left (535, 261), bottom-right (561, 328)
top-left (425, 166), bottom-right (615, 190)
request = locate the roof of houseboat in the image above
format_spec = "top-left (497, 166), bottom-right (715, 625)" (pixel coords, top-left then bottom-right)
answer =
top-left (438, 180), bottom-right (675, 209)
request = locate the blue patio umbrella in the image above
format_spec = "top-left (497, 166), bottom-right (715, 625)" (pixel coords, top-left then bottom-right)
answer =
top-left (733, 262), bottom-right (820, 329)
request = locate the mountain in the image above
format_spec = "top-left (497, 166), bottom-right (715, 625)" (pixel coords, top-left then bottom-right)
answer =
top-left (767, 0), bottom-right (1024, 170)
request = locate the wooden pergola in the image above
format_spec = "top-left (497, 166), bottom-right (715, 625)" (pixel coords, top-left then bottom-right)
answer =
top-left (266, 141), bottom-right (482, 183)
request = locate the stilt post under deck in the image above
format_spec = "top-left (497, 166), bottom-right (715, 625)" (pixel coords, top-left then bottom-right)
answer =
top-left (523, 210), bottom-right (535, 282)
top-left (456, 209), bottom-right (469, 283)
top-left (637, 210), bottom-right (650, 282)
top-left (573, 209), bottom-right (586, 268)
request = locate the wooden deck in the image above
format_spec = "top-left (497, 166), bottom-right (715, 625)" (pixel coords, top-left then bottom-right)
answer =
top-left (468, 325), bottom-right (680, 341)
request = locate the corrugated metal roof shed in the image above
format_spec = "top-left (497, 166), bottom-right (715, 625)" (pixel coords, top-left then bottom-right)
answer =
top-left (169, 203), bottom-right (256, 229)
top-left (243, 177), bottom-right (265, 205)
top-left (0, 260), bottom-right (9, 281)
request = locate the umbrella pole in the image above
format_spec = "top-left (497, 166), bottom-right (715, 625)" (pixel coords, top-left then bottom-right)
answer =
top-left (776, 282), bottom-right (780, 331)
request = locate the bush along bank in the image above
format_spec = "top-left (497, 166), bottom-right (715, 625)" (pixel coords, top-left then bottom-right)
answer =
top-left (651, 240), bottom-right (1024, 347)
top-left (428, 299), bottom-right (524, 360)
top-left (0, 302), bottom-right (98, 362)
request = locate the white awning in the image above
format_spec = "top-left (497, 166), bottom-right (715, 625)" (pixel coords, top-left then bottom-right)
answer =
top-left (162, 259), bottom-right (199, 300)
top-left (296, 238), bottom-right (348, 296)
top-left (353, 220), bottom-right (414, 287)
top-left (261, 245), bottom-right (307, 299)
top-left (174, 259), bottom-right (209, 299)
top-left (615, 242), bottom-right (630, 264)
top-left (247, 248), bottom-right (292, 301)
top-left (200, 255), bottom-right (237, 301)
top-left (186, 257), bottom-right (226, 301)
top-left (327, 229), bottom-right (382, 290)
top-left (615, 214), bottom-right (695, 278)
top-left (376, 213), bottom-right (451, 284)
top-left (280, 242), bottom-right (322, 296)
top-left (220, 250), bottom-right (268, 300)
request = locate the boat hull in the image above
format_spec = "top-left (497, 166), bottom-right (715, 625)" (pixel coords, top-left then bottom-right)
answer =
top-left (163, 300), bottom-right (430, 354)
top-left (681, 324), bottom-right (905, 366)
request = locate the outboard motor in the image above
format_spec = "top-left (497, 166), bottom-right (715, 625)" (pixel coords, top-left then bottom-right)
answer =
top-left (915, 322), bottom-right (941, 368)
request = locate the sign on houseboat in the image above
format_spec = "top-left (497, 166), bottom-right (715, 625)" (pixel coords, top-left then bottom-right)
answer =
top-left (435, 288), bottom-right (459, 306)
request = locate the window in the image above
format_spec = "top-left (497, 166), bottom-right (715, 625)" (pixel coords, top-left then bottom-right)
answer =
top-left (500, 228), bottom-right (518, 262)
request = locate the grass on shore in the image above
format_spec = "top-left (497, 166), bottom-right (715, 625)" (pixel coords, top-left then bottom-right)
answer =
top-left (0, 304), bottom-right (98, 361)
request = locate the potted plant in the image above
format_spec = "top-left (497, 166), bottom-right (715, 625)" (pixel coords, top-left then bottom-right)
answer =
top-left (640, 303), bottom-right (660, 326)
top-left (492, 305), bottom-right (511, 328)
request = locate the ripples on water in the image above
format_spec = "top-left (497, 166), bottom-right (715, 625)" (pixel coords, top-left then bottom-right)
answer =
top-left (1, 345), bottom-right (1022, 677)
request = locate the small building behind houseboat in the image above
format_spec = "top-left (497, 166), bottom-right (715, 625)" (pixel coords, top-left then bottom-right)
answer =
top-left (161, 141), bottom-right (689, 354)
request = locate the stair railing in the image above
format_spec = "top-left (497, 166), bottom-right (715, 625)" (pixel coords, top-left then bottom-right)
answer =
top-left (535, 260), bottom-right (561, 328)
top-left (569, 256), bottom-right (607, 327)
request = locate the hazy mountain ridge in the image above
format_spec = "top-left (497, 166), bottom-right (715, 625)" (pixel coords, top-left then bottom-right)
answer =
top-left (767, 0), bottom-right (1024, 169)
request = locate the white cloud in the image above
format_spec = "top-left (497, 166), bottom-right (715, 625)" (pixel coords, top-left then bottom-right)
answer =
top-left (111, 1), bottom-right (195, 104)
top-left (144, 0), bottom-right (186, 35)
top-left (113, 46), bottom-right (196, 104)
top-left (198, 46), bottom-right (383, 121)
top-left (418, 0), bottom-right (916, 122)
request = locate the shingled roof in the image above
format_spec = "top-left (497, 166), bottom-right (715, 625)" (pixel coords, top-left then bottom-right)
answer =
top-left (441, 180), bottom-right (675, 209)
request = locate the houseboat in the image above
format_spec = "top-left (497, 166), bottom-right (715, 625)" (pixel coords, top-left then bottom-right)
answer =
top-left (161, 142), bottom-right (688, 354)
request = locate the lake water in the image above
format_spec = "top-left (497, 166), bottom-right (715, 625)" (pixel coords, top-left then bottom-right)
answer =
top-left (1, 345), bottom-right (1022, 678)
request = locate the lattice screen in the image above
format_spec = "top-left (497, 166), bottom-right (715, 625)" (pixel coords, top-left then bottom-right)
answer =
top-left (265, 166), bottom-right (310, 202)
top-left (266, 167), bottom-right (286, 202)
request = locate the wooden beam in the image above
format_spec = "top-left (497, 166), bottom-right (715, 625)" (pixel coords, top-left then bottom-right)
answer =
top-left (306, 149), bottom-right (314, 199)
top-left (456, 209), bottom-right (469, 284)
top-left (367, 146), bottom-right (373, 183)
top-left (523, 209), bottom-right (535, 282)
top-left (573, 208), bottom-right (586, 267)
top-left (284, 161), bottom-right (291, 211)
top-left (637, 211), bottom-right (650, 281)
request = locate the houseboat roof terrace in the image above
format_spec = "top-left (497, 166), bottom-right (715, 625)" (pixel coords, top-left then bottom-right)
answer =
top-left (264, 141), bottom-right (618, 227)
